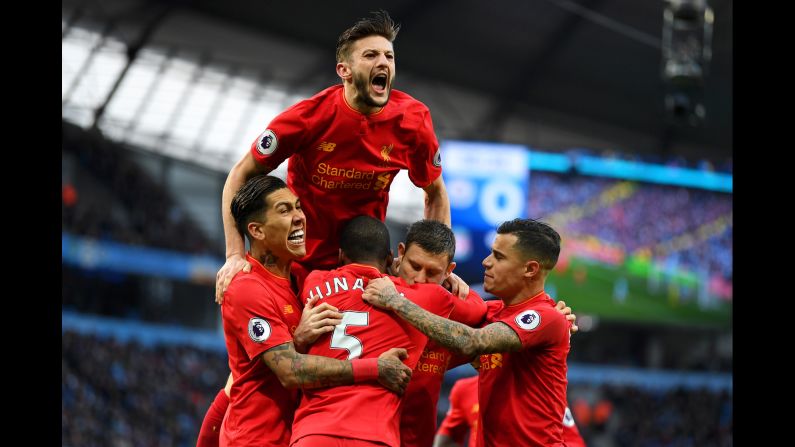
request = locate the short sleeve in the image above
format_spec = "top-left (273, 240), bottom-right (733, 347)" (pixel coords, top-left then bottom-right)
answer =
top-left (249, 102), bottom-right (310, 170)
top-left (224, 276), bottom-right (295, 360)
top-left (407, 108), bottom-right (442, 188)
top-left (497, 306), bottom-right (569, 349)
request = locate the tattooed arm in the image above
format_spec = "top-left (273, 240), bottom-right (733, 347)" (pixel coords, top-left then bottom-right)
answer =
top-left (362, 277), bottom-right (522, 358)
top-left (261, 342), bottom-right (412, 393)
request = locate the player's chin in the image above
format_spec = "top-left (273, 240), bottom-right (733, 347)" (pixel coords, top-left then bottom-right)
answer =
top-left (369, 91), bottom-right (390, 106)
top-left (287, 243), bottom-right (306, 258)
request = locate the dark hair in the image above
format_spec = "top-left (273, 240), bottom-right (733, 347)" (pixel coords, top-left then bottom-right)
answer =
top-left (496, 218), bottom-right (561, 270)
top-left (339, 215), bottom-right (391, 263)
top-left (405, 219), bottom-right (455, 264)
top-left (230, 175), bottom-right (288, 242)
top-left (336, 10), bottom-right (400, 62)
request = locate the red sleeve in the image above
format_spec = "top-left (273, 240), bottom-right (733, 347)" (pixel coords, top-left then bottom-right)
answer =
top-left (405, 284), bottom-right (455, 318)
top-left (436, 379), bottom-right (469, 442)
top-left (249, 102), bottom-right (310, 170)
top-left (483, 300), bottom-right (504, 325)
top-left (406, 107), bottom-right (442, 188)
top-left (448, 289), bottom-right (488, 327)
top-left (225, 277), bottom-right (295, 359)
top-left (497, 305), bottom-right (570, 350)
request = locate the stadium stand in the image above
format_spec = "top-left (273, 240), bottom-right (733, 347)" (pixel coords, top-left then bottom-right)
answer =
top-left (62, 319), bottom-right (731, 447)
top-left (530, 171), bottom-right (732, 282)
top-left (62, 122), bottom-right (219, 256)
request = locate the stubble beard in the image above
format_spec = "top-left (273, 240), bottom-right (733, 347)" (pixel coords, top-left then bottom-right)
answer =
top-left (353, 71), bottom-right (390, 109)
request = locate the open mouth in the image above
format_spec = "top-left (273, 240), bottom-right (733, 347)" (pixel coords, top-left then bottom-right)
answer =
top-left (371, 73), bottom-right (388, 94)
top-left (288, 229), bottom-right (304, 245)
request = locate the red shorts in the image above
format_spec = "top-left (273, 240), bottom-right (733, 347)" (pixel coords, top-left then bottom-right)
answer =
top-left (292, 434), bottom-right (388, 447)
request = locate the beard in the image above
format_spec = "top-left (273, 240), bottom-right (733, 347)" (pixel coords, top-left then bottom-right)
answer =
top-left (352, 70), bottom-right (391, 108)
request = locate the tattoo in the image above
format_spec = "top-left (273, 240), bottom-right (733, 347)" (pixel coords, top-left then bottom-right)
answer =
top-left (261, 250), bottom-right (278, 267)
top-left (262, 342), bottom-right (354, 389)
top-left (386, 290), bottom-right (522, 357)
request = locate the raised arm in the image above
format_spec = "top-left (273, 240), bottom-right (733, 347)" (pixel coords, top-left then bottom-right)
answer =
top-left (423, 175), bottom-right (451, 226)
top-left (363, 277), bottom-right (521, 358)
top-left (261, 341), bottom-right (412, 394)
top-left (216, 152), bottom-right (271, 303)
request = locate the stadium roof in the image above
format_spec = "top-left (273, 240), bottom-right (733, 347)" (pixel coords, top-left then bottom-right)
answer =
top-left (194, 0), bottom-right (731, 144)
top-left (62, 0), bottom-right (732, 172)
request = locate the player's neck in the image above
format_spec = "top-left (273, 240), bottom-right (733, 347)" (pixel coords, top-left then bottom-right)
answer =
top-left (250, 247), bottom-right (292, 279)
top-left (502, 283), bottom-right (545, 306)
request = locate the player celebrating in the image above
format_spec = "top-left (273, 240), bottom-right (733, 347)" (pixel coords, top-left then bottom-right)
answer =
top-left (364, 219), bottom-right (573, 446)
top-left (216, 9), bottom-right (450, 300)
top-left (219, 176), bottom-right (412, 447)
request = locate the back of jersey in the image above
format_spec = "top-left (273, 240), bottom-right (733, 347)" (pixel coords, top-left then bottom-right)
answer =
top-left (290, 263), bottom-right (453, 447)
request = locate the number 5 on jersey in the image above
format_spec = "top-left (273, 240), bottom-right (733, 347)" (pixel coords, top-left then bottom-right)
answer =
top-left (331, 311), bottom-right (369, 359)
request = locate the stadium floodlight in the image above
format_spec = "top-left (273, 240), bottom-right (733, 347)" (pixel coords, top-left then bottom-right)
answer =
top-left (661, 0), bottom-right (714, 126)
top-left (661, 0), bottom-right (714, 86)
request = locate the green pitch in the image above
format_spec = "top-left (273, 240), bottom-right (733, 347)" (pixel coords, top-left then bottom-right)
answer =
top-left (546, 258), bottom-right (731, 329)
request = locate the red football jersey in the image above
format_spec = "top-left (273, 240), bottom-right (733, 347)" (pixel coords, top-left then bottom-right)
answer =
top-left (437, 375), bottom-right (480, 447)
top-left (399, 290), bottom-right (488, 447)
top-left (476, 291), bottom-right (571, 447)
top-left (438, 378), bottom-right (586, 447)
top-left (250, 85), bottom-right (442, 271)
top-left (563, 407), bottom-right (587, 447)
top-left (290, 265), bottom-right (454, 447)
top-left (220, 254), bottom-right (303, 447)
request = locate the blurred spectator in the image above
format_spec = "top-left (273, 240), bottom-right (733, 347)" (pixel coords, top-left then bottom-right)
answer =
top-left (62, 124), bottom-right (219, 256)
top-left (62, 330), bottom-right (227, 447)
top-left (63, 183), bottom-right (78, 207)
top-left (63, 329), bottom-right (731, 447)
top-left (529, 172), bottom-right (732, 282)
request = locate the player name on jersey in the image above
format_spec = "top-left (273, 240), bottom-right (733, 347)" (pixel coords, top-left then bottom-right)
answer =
top-left (306, 276), bottom-right (367, 302)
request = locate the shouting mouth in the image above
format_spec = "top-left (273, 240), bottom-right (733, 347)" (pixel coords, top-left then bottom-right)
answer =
top-left (288, 229), bottom-right (305, 245)
top-left (371, 73), bottom-right (388, 94)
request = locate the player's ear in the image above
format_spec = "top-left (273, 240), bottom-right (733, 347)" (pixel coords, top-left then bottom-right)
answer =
top-left (524, 260), bottom-right (541, 279)
top-left (336, 61), bottom-right (351, 81)
top-left (444, 261), bottom-right (456, 279)
top-left (247, 222), bottom-right (265, 241)
top-left (397, 242), bottom-right (407, 259)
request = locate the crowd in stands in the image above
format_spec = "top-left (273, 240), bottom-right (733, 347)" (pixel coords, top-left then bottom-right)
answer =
top-left (62, 123), bottom-right (218, 256)
top-left (63, 330), bottom-right (731, 446)
top-left (568, 384), bottom-right (733, 447)
top-left (62, 330), bottom-right (227, 447)
top-left (529, 172), bottom-right (732, 282)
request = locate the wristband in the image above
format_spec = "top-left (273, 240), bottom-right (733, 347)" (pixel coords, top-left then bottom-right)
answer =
top-left (351, 358), bottom-right (379, 383)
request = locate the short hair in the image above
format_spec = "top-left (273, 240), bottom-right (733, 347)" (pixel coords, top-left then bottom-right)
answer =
top-left (336, 10), bottom-right (400, 62)
top-left (230, 175), bottom-right (288, 243)
top-left (496, 218), bottom-right (561, 270)
top-left (339, 215), bottom-right (391, 263)
top-left (405, 219), bottom-right (455, 264)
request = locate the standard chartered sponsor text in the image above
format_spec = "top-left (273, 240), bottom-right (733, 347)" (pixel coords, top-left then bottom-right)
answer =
top-left (313, 162), bottom-right (376, 190)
